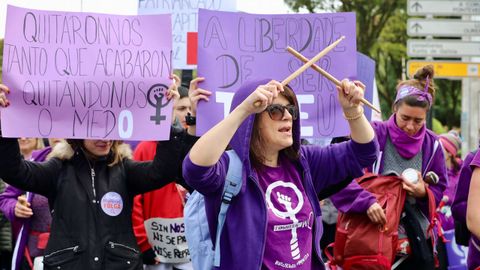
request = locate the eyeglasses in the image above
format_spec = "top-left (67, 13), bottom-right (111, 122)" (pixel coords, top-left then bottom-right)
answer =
top-left (265, 104), bottom-right (298, 121)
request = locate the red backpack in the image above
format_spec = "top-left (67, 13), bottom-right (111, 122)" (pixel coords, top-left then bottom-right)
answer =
top-left (327, 173), bottom-right (439, 270)
top-left (329, 173), bottom-right (407, 270)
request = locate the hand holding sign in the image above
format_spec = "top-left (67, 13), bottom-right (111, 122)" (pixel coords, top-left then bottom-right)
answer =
top-left (167, 74), bottom-right (181, 101)
top-left (189, 77), bottom-right (212, 117)
top-left (0, 84), bottom-right (10, 108)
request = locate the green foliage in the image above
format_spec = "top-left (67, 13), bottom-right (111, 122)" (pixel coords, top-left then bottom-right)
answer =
top-left (433, 79), bottom-right (462, 129)
top-left (371, 7), bottom-right (407, 117)
top-left (432, 117), bottom-right (447, 135)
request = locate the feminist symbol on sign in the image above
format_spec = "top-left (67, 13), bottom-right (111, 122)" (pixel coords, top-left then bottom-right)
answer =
top-left (147, 84), bottom-right (171, 125)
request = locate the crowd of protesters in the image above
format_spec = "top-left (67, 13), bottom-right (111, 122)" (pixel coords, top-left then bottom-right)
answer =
top-left (0, 57), bottom-right (479, 270)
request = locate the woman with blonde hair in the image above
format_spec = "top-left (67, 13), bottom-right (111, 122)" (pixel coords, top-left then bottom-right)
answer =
top-left (18, 138), bottom-right (44, 160)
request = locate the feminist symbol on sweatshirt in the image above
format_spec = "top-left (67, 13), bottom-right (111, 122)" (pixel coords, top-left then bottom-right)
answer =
top-left (147, 84), bottom-right (171, 125)
top-left (266, 181), bottom-right (304, 260)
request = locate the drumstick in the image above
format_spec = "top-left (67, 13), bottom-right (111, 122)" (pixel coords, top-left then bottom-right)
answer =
top-left (286, 46), bottom-right (381, 114)
top-left (253, 36), bottom-right (345, 108)
top-left (281, 36), bottom-right (345, 86)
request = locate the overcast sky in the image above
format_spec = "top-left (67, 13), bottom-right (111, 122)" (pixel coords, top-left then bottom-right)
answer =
top-left (0, 0), bottom-right (300, 38)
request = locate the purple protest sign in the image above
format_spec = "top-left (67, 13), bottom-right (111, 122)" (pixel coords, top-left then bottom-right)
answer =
top-left (196, 9), bottom-right (357, 137)
top-left (355, 52), bottom-right (376, 120)
top-left (1, 5), bottom-right (173, 140)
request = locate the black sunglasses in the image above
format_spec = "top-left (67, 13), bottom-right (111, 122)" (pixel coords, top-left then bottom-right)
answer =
top-left (264, 104), bottom-right (298, 121)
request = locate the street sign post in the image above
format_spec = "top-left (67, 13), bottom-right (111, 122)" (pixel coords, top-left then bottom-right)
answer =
top-left (407, 0), bottom-right (480, 16)
top-left (407, 19), bottom-right (480, 37)
top-left (407, 61), bottom-right (480, 78)
top-left (407, 39), bottom-right (480, 57)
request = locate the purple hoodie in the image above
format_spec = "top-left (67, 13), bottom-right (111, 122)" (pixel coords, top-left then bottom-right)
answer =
top-left (452, 150), bottom-right (480, 269)
top-left (0, 146), bottom-right (52, 270)
top-left (330, 121), bottom-right (448, 217)
top-left (182, 79), bottom-right (379, 270)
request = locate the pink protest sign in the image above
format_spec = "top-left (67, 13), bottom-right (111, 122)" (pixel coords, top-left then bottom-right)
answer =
top-left (196, 9), bottom-right (357, 137)
top-left (1, 5), bottom-right (174, 140)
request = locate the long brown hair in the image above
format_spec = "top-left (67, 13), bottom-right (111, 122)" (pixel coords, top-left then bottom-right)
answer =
top-left (249, 85), bottom-right (300, 167)
top-left (394, 64), bottom-right (436, 110)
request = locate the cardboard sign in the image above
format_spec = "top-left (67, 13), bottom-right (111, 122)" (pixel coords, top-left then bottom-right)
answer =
top-left (1, 5), bottom-right (174, 140)
top-left (145, 217), bottom-right (190, 264)
top-left (196, 9), bottom-right (357, 137)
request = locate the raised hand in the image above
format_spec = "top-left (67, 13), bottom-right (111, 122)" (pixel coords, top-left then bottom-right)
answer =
top-left (166, 74), bottom-right (181, 101)
top-left (336, 79), bottom-right (365, 115)
top-left (189, 77), bottom-right (212, 117)
top-left (238, 80), bottom-right (284, 115)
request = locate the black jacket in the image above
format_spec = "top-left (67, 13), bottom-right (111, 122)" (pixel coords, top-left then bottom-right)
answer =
top-left (0, 133), bottom-right (196, 270)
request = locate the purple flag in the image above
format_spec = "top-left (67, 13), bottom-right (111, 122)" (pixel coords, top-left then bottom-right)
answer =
top-left (1, 5), bottom-right (173, 140)
top-left (196, 9), bottom-right (357, 137)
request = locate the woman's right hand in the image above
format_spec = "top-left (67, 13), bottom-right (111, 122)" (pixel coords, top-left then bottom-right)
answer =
top-left (14, 195), bottom-right (33, 218)
top-left (0, 84), bottom-right (11, 107)
top-left (366, 202), bottom-right (386, 225)
top-left (237, 80), bottom-right (284, 115)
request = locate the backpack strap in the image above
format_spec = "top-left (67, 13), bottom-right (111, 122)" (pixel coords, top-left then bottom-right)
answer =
top-left (213, 150), bottom-right (243, 267)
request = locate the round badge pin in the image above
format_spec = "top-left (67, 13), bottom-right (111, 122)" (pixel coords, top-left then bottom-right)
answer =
top-left (100, 192), bottom-right (123, 217)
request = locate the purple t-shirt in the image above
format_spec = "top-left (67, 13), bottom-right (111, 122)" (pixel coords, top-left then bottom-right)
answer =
top-left (471, 150), bottom-right (480, 168)
top-left (256, 156), bottom-right (314, 270)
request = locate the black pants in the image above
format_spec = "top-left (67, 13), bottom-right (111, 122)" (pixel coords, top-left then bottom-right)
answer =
top-left (0, 251), bottom-right (12, 270)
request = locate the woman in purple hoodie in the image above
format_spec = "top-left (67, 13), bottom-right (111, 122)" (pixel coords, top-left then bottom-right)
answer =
top-left (466, 150), bottom-right (480, 270)
top-left (183, 78), bottom-right (378, 270)
top-left (330, 65), bottom-right (448, 269)
top-left (0, 138), bottom-right (63, 270)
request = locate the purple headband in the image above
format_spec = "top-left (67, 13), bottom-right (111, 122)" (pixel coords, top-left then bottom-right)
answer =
top-left (394, 76), bottom-right (432, 108)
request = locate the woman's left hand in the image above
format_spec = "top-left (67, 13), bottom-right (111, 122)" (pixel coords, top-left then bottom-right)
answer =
top-left (402, 171), bottom-right (427, 198)
top-left (336, 79), bottom-right (365, 114)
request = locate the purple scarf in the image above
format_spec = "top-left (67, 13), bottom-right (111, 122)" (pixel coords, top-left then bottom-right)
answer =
top-left (386, 115), bottom-right (426, 159)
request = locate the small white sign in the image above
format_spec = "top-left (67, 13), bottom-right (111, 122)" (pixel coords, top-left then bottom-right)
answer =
top-left (144, 217), bottom-right (190, 264)
top-left (407, 19), bottom-right (480, 37)
top-left (407, 0), bottom-right (480, 16)
top-left (407, 39), bottom-right (480, 57)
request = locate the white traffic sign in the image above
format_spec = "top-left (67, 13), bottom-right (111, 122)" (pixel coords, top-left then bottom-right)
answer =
top-left (407, 39), bottom-right (480, 57)
top-left (407, 0), bottom-right (480, 16)
top-left (408, 19), bottom-right (480, 37)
